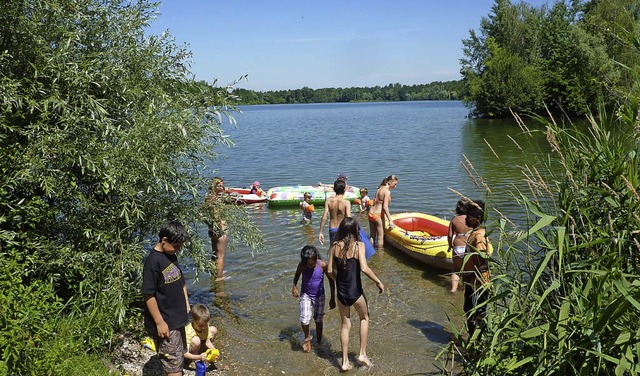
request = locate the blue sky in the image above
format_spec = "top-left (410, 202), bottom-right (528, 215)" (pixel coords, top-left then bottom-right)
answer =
top-left (146, 1), bottom-right (551, 91)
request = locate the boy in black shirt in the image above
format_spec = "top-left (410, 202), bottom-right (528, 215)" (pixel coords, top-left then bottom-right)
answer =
top-left (142, 221), bottom-right (191, 376)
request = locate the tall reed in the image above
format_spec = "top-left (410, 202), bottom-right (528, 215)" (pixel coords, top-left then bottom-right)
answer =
top-left (441, 102), bottom-right (640, 375)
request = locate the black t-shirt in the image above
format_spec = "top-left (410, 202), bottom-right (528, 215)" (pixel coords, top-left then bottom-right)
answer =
top-left (141, 249), bottom-right (189, 334)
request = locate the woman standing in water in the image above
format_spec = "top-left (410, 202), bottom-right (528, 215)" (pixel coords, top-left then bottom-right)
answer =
top-left (202, 177), bottom-right (229, 281)
top-left (368, 175), bottom-right (398, 248)
top-left (448, 199), bottom-right (471, 293)
top-left (328, 217), bottom-right (384, 371)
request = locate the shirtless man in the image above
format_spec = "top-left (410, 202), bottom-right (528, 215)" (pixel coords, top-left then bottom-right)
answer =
top-left (318, 179), bottom-right (351, 246)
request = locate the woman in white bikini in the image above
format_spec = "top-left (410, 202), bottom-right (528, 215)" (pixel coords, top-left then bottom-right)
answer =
top-left (448, 199), bottom-right (471, 293)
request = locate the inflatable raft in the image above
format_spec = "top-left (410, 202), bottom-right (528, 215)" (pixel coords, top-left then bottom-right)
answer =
top-left (266, 185), bottom-right (360, 207)
top-left (384, 212), bottom-right (452, 270)
top-left (227, 188), bottom-right (267, 204)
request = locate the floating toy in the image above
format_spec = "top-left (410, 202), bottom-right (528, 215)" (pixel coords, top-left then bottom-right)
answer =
top-left (141, 337), bottom-right (156, 352)
top-left (306, 204), bottom-right (315, 213)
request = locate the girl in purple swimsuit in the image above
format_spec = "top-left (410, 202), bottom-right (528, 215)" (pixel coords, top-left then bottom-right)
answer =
top-left (327, 217), bottom-right (384, 371)
top-left (292, 245), bottom-right (335, 353)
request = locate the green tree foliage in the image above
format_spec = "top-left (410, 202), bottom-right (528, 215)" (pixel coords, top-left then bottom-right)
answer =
top-left (0, 0), bottom-right (261, 373)
top-left (468, 38), bottom-right (544, 117)
top-left (232, 80), bottom-right (468, 104)
top-left (461, 0), bottom-right (638, 118)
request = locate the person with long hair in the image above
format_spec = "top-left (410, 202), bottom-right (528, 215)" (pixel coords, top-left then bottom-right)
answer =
top-left (368, 175), bottom-right (398, 247)
top-left (202, 177), bottom-right (229, 281)
top-left (448, 199), bottom-right (471, 293)
top-left (327, 217), bottom-right (384, 371)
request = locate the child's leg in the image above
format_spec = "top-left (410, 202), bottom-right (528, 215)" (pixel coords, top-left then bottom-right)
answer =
top-left (300, 294), bottom-right (312, 352)
top-left (451, 273), bottom-right (460, 293)
top-left (315, 320), bottom-right (323, 343)
top-left (312, 294), bottom-right (326, 343)
top-left (190, 335), bottom-right (203, 355)
top-left (155, 329), bottom-right (186, 376)
top-left (337, 302), bottom-right (353, 371)
top-left (368, 219), bottom-right (376, 247)
top-left (209, 325), bottom-right (218, 344)
top-left (352, 296), bottom-right (372, 366)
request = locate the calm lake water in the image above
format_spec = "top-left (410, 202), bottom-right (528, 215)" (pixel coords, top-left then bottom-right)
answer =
top-left (184, 101), bottom-right (551, 375)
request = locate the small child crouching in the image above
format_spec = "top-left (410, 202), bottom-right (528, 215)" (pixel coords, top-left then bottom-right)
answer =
top-left (184, 304), bottom-right (218, 366)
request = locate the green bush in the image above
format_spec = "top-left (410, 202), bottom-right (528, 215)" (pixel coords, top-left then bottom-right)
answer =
top-left (0, 0), bottom-right (262, 374)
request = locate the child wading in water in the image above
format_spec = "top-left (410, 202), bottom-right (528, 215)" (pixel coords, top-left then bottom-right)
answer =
top-left (299, 192), bottom-right (314, 222)
top-left (292, 245), bottom-right (336, 352)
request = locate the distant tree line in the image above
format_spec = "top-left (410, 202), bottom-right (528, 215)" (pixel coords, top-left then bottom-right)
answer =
top-left (231, 80), bottom-right (468, 104)
top-left (461, 0), bottom-right (640, 118)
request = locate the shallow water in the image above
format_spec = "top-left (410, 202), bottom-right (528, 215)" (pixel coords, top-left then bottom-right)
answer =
top-left (183, 101), bottom-right (552, 375)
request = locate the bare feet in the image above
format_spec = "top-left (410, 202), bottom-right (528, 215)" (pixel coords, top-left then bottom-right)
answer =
top-left (340, 362), bottom-right (353, 372)
top-left (450, 288), bottom-right (457, 293)
top-left (303, 337), bottom-right (311, 353)
top-left (357, 355), bottom-right (372, 367)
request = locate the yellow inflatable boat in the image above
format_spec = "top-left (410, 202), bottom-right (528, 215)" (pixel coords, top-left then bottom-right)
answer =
top-left (384, 212), bottom-right (452, 270)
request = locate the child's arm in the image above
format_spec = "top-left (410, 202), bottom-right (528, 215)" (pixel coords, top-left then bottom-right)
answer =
top-left (144, 294), bottom-right (169, 338)
top-left (357, 244), bottom-right (384, 294)
top-left (184, 348), bottom-right (207, 362)
top-left (321, 261), bottom-right (336, 309)
top-left (318, 200), bottom-right (330, 244)
top-left (382, 193), bottom-right (394, 228)
top-left (292, 262), bottom-right (303, 297)
top-left (183, 283), bottom-right (190, 313)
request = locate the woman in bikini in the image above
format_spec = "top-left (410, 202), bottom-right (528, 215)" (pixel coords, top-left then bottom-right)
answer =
top-left (368, 175), bottom-right (399, 248)
top-left (328, 217), bottom-right (384, 371)
top-left (448, 199), bottom-right (471, 293)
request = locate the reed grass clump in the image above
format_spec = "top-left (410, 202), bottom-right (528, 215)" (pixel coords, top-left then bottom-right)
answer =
top-left (442, 102), bottom-right (640, 375)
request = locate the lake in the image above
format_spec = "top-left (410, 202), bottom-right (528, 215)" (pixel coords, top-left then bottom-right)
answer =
top-left (184, 101), bottom-right (552, 375)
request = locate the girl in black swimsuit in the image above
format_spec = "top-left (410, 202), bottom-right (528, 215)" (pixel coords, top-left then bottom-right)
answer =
top-left (327, 217), bottom-right (384, 372)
